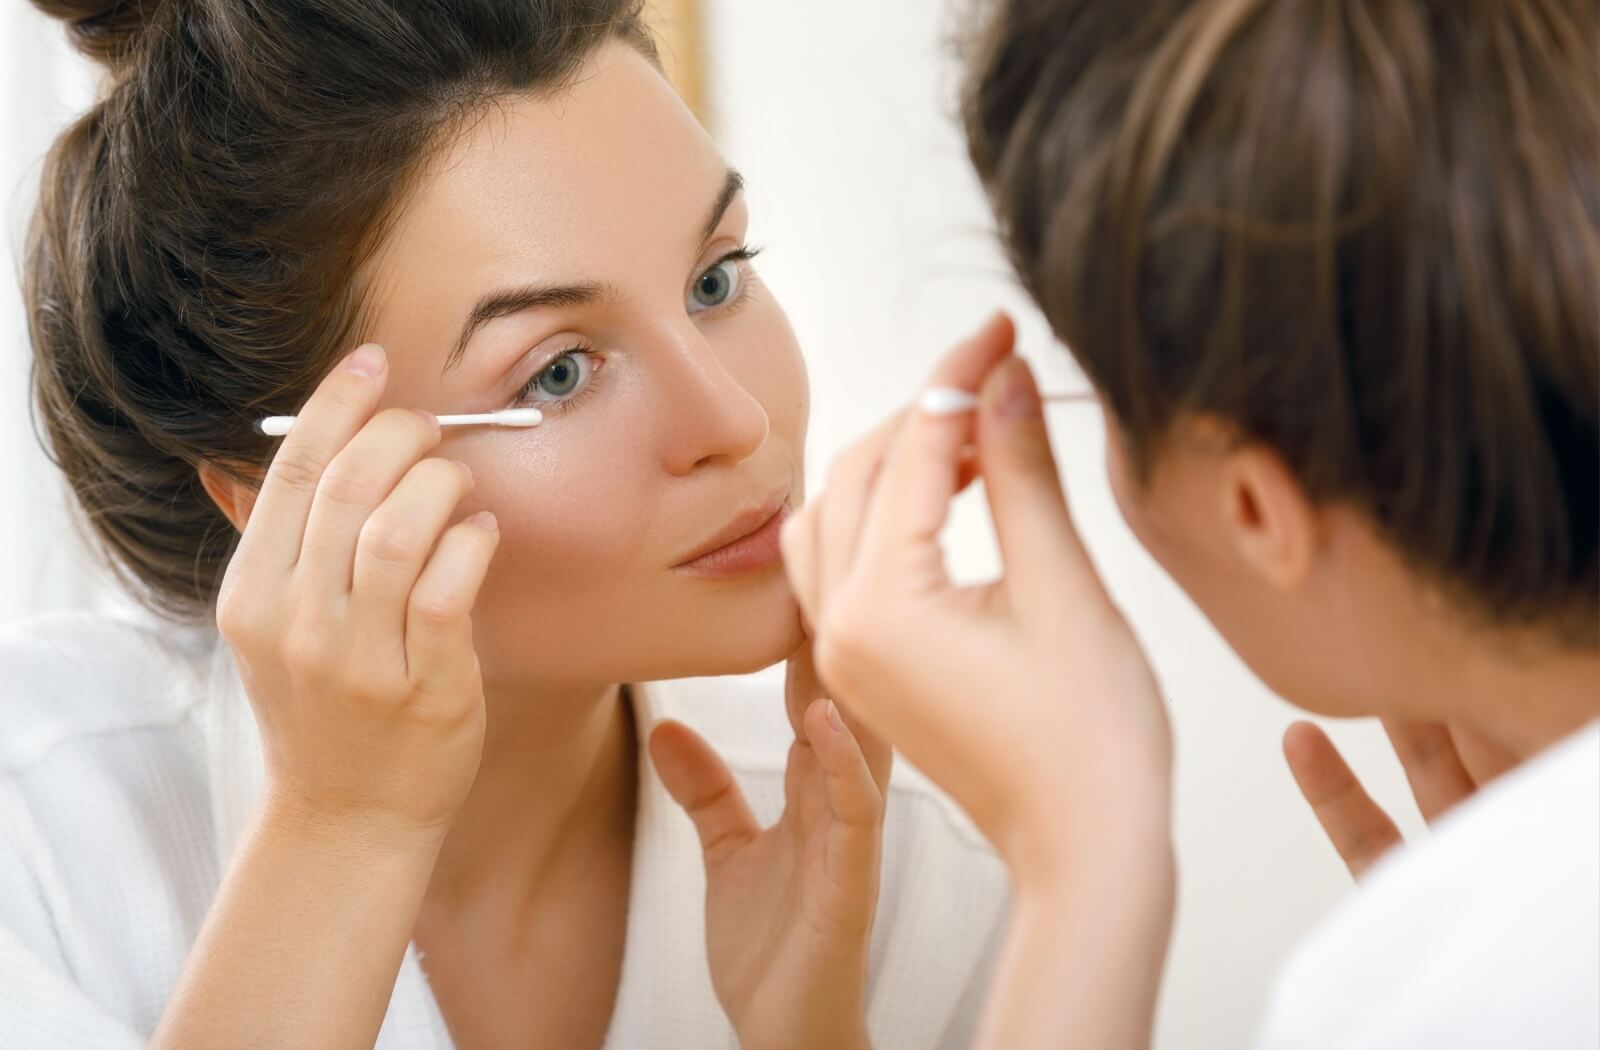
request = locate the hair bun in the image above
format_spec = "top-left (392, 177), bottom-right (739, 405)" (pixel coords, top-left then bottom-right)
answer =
top-left (31, 0), bottom-right (172, 68)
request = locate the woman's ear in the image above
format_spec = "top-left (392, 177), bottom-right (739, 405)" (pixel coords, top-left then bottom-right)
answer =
top-left (1217, 443), bottom-right (1317, 592)
top-left (197, 461), bottom-right (260, 535)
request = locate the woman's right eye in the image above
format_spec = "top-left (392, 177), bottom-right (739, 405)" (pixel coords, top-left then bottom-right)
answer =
top-left (513, 349), bottom-right (598, 407)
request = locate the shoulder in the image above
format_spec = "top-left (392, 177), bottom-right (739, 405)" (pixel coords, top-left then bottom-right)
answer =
top-left (1259, 721), bottom-right (1600, 1050)
top-left (0, 609), bottom-right (222, 1031)
top-left (0, 606), bottom-right (217, 774)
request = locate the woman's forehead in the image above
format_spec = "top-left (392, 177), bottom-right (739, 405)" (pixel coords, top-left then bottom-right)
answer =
top-left (381, 43), bottom-right (729, 291)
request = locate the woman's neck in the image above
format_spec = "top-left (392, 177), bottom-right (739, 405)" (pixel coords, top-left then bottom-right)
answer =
top-left (1404, 619), bottom-right (1600, 764)
top-left (422, 679), bottom-right (638, 918)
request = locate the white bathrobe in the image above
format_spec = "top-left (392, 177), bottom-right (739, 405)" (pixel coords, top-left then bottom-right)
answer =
top-left (0, 609), bottom-right (1009, 1049)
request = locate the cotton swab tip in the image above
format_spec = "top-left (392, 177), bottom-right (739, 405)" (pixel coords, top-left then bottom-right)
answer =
top-left (919, 387), bottom-right (981, 416)
top-left (481, 407), bottom-right (544, 428)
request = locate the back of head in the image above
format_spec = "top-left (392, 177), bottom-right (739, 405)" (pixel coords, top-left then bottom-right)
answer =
top-left (25, 0), bottom-right (654, 623)
top-left (963, 0), bottom-right (1599, 645)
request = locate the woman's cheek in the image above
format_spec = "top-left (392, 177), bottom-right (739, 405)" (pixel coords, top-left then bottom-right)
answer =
top-left (736, 299), bottom-right (809, 450)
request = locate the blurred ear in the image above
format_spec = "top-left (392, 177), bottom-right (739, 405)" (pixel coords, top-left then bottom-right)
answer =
top-left (197, 462), bottom-right (259, 534)
top-left (1217, 442), bottom-right (1317, 591)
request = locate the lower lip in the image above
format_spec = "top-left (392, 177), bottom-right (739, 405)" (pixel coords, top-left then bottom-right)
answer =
top-left (675, 506), bottom-right (789, 579)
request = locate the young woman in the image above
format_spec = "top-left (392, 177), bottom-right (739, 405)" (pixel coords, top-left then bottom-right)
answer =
top-left (783, 1), bottom-right (1599, 1048)
top-left (3, 2), bottom-right (1006, 1047)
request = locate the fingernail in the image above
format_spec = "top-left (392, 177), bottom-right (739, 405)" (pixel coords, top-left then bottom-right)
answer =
top-left (413, 408), bottom-right (439, 428)
top-left (826, 700), bottom-right (845, 733)
top-left (919, 386), bottom-right (980, 417)
top-left (993, 358), bottom-right (1041, 419)
top-left (470, 510), bottom-right (497, 533)
top-left (345, 344), bottom-right (386, 378)
top-left (455, 460), bottom-right (473, 485)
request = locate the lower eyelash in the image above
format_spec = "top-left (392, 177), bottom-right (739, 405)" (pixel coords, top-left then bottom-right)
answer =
top-left (513, 348), bottom-right (599, 415)
top-left (537, 377), bottom-right (601, 418)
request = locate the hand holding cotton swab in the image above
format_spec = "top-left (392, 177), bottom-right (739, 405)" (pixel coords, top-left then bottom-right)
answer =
top-left (255, 406), bottom-right (545, 437)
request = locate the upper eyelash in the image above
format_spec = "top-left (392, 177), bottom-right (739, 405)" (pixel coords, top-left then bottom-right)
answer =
top-left (708, 244), bottom-right (762, 312)
top-left (513, 344), bottom-right (594, 409)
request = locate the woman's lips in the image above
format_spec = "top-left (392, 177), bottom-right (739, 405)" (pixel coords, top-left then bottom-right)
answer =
top-left (673, 499), bottom-right (790, 578)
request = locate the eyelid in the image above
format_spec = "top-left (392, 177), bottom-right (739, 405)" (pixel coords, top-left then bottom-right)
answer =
top-left (502, 336), bottom-right (593, 405)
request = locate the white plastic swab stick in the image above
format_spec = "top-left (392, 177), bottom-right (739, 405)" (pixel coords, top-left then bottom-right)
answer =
top-left (255, 406), bottom-right (544, 437)
top-left (918, 387), bottom-right (1094, 416)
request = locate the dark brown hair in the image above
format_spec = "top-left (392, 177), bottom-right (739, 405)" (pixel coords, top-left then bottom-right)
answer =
top-left (26, 0), bottom-right (655, 622)
top-left (963, 0), bottom-right (1599, 643)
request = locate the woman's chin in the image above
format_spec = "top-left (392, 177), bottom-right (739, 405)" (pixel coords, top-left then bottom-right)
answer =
top-left (659, 575), bottom-right (807, 678)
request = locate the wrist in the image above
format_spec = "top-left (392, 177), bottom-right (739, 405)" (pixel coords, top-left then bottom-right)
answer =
top-left (1004, 776), bottom-right (1174, 901)
top-left (259, 787), bottom-right (452, 862)
top-left (740, 1026), bottom-right (870, 1050)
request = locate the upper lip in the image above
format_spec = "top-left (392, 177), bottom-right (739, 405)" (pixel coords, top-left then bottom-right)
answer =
top-left (672, 490), bottom-right (789, 567)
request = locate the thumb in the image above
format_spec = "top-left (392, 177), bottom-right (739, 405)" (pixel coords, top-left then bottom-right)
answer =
top-left (649, 721), bottom-right (759, 866)
top-left (976, 356), bottom-right (1105, 614)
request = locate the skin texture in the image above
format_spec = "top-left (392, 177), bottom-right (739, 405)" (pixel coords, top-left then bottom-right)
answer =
top-left (782, 319), bottom-right (1600, 1050)
top-left (181, 43), bottom-right (886, 1050)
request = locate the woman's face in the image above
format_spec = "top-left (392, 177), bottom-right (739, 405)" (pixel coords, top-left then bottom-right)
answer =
top-left (359, 42), bottom-right (808, 692)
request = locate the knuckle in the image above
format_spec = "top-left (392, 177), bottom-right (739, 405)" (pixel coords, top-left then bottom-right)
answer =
top-left (317, 462), bottom-right (375, 509)
top-left (308, 383), bottom-right (367, 422)
top-left (417, 456), bottom-right (473, 496)
top-left (409, 590), bottom-right (464, 629)
top-left (812, 622), bottom-right (858, 686)
top-left (281, 620), bottom-right (337, 677)
top-left (269, 450), bottom-right (326, 492)
top-left (214, 595), bottom-right (264, 647)
top-left (407, 691), bottom-right (480, 734)
top-left (360, 517), bottom-right (425, 567)
top-left (375, 406), bottom-right (436, 443)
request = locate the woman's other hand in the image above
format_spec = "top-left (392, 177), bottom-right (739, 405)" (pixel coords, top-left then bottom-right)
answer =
top-left (779, 314), bottom-right (1171, 879)
top-left (1284, 719), bottom-right (1515, 878)
top-left (649, 642), bottom-right (889, 1050)
top-left (778, 315), bottom-right (1176, 1050)
top-left (214, 343), bottom-right (498, 849)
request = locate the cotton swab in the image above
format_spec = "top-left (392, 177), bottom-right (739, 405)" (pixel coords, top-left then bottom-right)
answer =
top-left (254, 406), bottom-right (545, 437)
top-left (919, 387), bottom-right (1095, 416)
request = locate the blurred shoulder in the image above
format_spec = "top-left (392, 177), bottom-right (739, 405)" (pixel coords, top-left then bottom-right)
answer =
top-left (0, 606), bottom-right (217, 774)
top-left (1259, 721), bottom-right (1599, 1050)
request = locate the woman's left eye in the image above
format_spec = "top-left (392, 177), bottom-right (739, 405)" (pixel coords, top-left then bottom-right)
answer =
top-left (513, 349), bottom-right (597, 406)
top-left (688, 258), bottom-right (743, 314)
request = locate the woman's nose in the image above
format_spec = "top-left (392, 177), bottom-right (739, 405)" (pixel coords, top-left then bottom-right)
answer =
top-left (650, 324), bottom-right (770, 476)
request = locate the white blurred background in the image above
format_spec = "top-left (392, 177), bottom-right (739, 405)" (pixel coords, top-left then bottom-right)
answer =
top-left (3, 3), bottom-right (1426, 1047)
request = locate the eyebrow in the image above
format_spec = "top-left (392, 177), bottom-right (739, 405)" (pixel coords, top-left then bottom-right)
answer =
top-left (441, 167), bottom-right (746, 376)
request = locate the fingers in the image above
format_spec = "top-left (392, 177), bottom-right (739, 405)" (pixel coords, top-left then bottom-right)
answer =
top-left (974, 356), bottom-right (1105, 616)
top-left (649, 721), bottom-right (760, 866)
top-left (803, 699), bottom-right (881, 826)
top-left (245, 345), bottom-right (390, 570)
top-left (806, 701), bottom-right (883, 915)
top-left (298, 407), bottom-right (443, 593)
top-left (403, 512), bottom-right (500, 692)
top-left (1283, 721), bottom-right (1403, 880)
top-left (350, 457), bottom-right (478, 643)
top-left (787, 643), bottom-right (892, 792)
top-left (817, 409), bottom-right (910, 611)
top-left (854, 313), bottom-right (1017, 574)
top-left (781, 411), bottom-right (909, 635)
top-left (1381, 719), bottom-right (1478, 824)
top-left (785, 639), bottom-right (826, 737)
